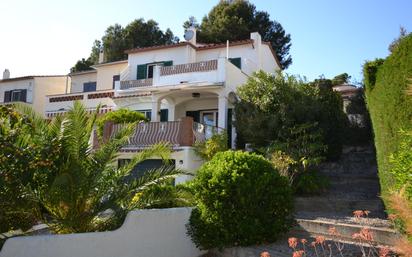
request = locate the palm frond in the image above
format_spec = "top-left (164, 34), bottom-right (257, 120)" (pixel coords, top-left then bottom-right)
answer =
top-left (13, 103), bottom-right (48, 134)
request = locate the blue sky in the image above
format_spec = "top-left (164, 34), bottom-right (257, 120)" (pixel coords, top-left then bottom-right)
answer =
top-left (0, 0), bottom-right (411, 82)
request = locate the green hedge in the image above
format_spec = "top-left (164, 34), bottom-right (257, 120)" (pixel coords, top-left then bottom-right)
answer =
top-left (363, 34), bottom-right (412, 196)
top-left (187, 151), bottom-right (293, 249)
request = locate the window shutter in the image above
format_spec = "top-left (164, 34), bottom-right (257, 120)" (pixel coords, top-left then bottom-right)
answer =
top-left (21, 89), bottom-right (27, 102)
top-left (137, 64), bottom-right (147, 79)
top-left (163, 61), bottom-right (173, 67)
top-left (160, 109), bottom-right (168, 122)
top-left (229, 57), bottom-right (241, 69)
top-left (4, 91), bottom-right (11, 102)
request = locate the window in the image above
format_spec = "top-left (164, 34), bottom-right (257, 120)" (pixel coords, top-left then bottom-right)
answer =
top-left (136, 61), bottom-right (173, 80)
top-left (137, 110), bottom-right (152, 120)
top-left (4, 89), bottom-right (27, 103)
top-left (112, 75), bottom-right (120, 89)
top-left (83, 82), bottom-right (97, 92)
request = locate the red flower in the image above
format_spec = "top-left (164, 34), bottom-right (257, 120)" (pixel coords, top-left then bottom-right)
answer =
top-left (315, 236), bottom-right (326, 244)
top-left (260, 251), bottom-right (271, 257)
top-left (301, 239), bottom-right (307, 244)
top-left (379, 247), bottom-right (390, 257)
top-left (288, 237), bottom-right (298, 248)
top-left (353, 210), bottom-right (364, 218)
top-left (293, 250), bottom-right (305, 257)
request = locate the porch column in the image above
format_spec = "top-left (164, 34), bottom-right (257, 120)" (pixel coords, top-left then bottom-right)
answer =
top-left (151, 95), bottom-right (160, 122)
top-left (218, 94), bottom-right (228, 129)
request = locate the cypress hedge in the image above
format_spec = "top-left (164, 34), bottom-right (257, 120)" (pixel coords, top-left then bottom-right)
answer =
top-left (363, 34), bottom-right (412, 196)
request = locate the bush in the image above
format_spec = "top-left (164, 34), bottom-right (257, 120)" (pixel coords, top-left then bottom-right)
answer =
top-left (194, 132), bottom-right (228, 160)
top-left (187, 151), bottom-right (293, 249)
top-left (235, 71), bottom-right (347, 161)
top-left (294, 171), bottom-right (330, 195)
top-left (363, 34), bottom-right (412, 196)
top-left (96, 108), bottom-right (147, 136)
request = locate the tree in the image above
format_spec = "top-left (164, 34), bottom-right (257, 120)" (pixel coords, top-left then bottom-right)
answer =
top-left (70, 58), bottom-right (94, 73)
top-left (4, 102), bottom-right (191, 234)
top-left (332, 73), bottom-right (351, 85)
top-left (71, 19), bottom-right (178, 72)
top-left (388, 26), bottom-right (409, 53)
top-left (190, 0), bottom-right (292, 68)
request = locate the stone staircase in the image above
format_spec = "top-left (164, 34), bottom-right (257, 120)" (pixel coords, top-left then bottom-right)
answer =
top-left (293, 146), bottom-right (400, 245)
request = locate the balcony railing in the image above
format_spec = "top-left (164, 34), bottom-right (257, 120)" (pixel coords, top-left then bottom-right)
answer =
top-left (118, 59), bottom-right (223, 91)
top-left (160, 59), bottom-right (218, 76)
top-left (99, 117), bottom-right (222, 150)
top-left (120, 78), bottom-right (153, 90)
top-left (45, 106), bottom-right (114, 118)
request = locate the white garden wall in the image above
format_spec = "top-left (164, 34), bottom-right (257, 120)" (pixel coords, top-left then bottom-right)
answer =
top-left (0, 208), bottom-right (203, 257)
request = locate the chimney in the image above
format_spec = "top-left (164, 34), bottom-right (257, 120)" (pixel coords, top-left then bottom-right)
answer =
top-left (3, 69), bottom-right (10, 80)
top-left (98, 48), bottom-right (105, 64)
top-left (184, 27), bottom-right (197, 45)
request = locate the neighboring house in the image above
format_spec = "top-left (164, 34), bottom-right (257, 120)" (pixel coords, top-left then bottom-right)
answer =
top-left (44, 30), bottom-right (281, 181)
top-left (0, 69), bottom-right (67, 114)
top-left (332, 84), bottom-right (365, 127)
top-left (45, 60), bottom-right (127, 118)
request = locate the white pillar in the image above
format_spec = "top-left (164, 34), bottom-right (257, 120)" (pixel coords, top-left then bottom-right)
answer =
top-left (151, 95), bottom-right (160, 122)
top-left (218, 95), bottom-right (228, 129)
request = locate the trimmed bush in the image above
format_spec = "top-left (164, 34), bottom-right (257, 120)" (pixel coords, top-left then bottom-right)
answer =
top-left (187, 150), bottom-right (293, 249)
top-left (363, 34), bottom-right (412, 196)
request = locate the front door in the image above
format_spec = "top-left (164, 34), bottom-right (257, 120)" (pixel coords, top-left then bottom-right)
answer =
top-left (201, 110), bottom-right (218, 139)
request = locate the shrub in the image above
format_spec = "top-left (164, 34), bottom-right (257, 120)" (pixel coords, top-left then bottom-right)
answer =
top-left (235, 71), bottom-right (347, 161)
top-left (96, 108), bottom-right (147, 136)
top-left (187, 151), bottom-right (294, 249)
top-left (294, 171), bottom-right (330, 195)
top-left (363, 34), bottom-right (412, 196)
top-left (194, 132), bottom-right (228, 160)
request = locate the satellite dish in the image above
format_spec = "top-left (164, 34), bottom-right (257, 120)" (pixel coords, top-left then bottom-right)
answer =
top-left (227, 92), bottom-right (238, 104)
top-left (184, 30), bottom-right (194, 41)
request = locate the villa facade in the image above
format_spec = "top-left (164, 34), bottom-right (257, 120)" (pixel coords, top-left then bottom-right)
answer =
top-left (21, 31), bottom-right (281, 180)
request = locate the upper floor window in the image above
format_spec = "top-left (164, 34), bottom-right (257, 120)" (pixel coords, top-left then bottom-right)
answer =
top-left (136, 61), bottom-right (173, 80)
top-left (83, 82), bottom-right (97, 92)
top-left (3, 89), bottom-right (27, 103)
top-left (112, 75), bottom-right (120, 89)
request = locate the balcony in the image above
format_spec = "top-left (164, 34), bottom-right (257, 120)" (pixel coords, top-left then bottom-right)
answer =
top-left (45, 89), bottom-right (115, 118)
top-left (115, 59), bottom-right (226, 93)
top-left (99, 117), bottom-right (223, 151)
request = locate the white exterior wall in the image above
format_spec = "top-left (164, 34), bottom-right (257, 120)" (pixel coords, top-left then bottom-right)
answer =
top-left (0, 79), bottom-right (34, 104)
top-left (95, 62), bottom-right (128, 91)
top-left (34, 77), bottom-right (68, 114)
top-left (70, 72), bottom-right (97, 93)
top-left (261, 44), bottom-right (281, 74)
top-left (0, 208), bottom-right (203, 257)
top-left (127, 46), bottom-right (191, 80)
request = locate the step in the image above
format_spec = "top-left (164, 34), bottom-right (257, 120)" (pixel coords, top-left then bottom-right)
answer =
top-left (294, 197), bottom-right (385, 216)
top-left (293, 218), bottom-right (401, 246)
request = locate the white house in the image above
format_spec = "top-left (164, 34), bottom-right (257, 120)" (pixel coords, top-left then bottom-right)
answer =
top-left (0, 70), bottom-right (68, 114)
top-left (44, 30), bottom-right (281, 180)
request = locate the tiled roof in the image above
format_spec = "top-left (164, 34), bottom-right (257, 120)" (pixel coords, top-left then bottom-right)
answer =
top-left (124, 39), bottom-right (282, 69)
top-left (125, 40), bottom-right (254, 54)
top-left (0, 75), bottom-right (66, 83)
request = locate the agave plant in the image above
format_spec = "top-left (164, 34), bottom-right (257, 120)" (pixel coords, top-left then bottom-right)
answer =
top-left (11, 101), bottom-right (192, 233)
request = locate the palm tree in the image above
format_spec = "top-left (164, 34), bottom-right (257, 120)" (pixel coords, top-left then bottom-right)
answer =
top-left (14, 101), bottom-right (192, 233)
